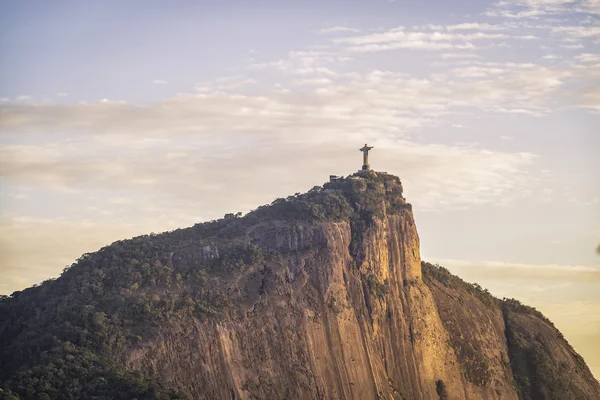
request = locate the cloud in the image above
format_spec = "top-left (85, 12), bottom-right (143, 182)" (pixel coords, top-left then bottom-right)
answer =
top-left (484, 0), bottom-right (600, 22)
top-left (560, 43), bottom-right (585, 49)
top-left (542, 54), bottom-right (562, 59)
top-left (345, 41), bottom-right (476, 52)
top-left (152, 79), bottom-right (168, 85)
top-left (446, 22), bottom-right (509, 31)
top-left (291, 77), bottom-right (332, 86)
top-left (0, 63), bottom-right (572, 142)
top-left (441, 53), bottom-right (481, 59)
top-left (1, 24), bottom-right (580, 237)
top-left (552, 26), bottom-right (600, 37)
top-left (575, 53), bottom-right (600, 62)
top-left (486, 0), bottom-right (600, 18)
top-left (327, 24), bottom-right (542, 53)
top-left (334, 29), bottom-right (514, 46)
top-left (319, 26), bottom-right (361, 34)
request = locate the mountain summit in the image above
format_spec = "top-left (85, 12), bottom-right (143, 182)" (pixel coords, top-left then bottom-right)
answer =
top-left (1, 171), bottom-right (598, 400)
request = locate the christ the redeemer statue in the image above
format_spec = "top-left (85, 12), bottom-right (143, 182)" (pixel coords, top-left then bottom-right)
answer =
top-left (360, 144), bottom-right (373, 171)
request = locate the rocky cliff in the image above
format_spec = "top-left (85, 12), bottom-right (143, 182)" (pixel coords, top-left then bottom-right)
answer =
top-left (1, 171), bottom-right (598, 400)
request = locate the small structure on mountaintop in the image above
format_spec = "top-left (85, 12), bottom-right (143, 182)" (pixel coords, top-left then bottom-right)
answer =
top-left (360, 144), bottom-right (374, 171)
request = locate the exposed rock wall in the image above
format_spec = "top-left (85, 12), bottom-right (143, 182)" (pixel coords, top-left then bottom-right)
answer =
top-left (124, 207), bottom-right (548, 399)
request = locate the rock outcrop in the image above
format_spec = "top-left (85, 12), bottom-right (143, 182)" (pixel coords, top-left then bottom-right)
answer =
top-left (1, 171), bottom-right (598, 400)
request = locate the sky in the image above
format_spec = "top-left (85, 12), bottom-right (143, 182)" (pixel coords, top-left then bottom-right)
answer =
top-left (1, 0), bottom-right (599, 377)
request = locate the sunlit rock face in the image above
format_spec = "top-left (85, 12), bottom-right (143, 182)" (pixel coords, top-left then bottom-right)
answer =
top-left (1, 172), bottom-right (599, 400)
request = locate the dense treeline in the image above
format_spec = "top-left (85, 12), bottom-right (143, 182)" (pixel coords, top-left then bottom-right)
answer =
top-left (244, 170), bottom-right (408, 223)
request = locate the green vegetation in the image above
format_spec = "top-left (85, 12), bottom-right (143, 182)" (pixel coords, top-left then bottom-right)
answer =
top-left (421, 262), bottom-right (497, 307)
top-left (502, 297), bottom-right (558, 330)
top-left (0, 231), bottom-right (281, 399)
top-left (211, 244), bottom-right (268, 272)
top-left (503, 305), bottom-right (575, 400)
top-left (364, 273), bottom-right (388, 300)
top-left (244, 171), bottom-right (408, 224)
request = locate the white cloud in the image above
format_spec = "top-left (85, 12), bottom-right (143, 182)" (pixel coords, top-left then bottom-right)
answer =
top-left (0, 63), bottom-right (571, 143)
top-left (487, 0), bottom-right (600, 18)
top-left (560, 43), bottom-right (585, 49)
top-left (291, 77), bottom-right (332, 86)
top-left (552, 26), bottom-right (600, 37)
top-left (346, 41), bottom-right (476, 52)
top-left (575, 53), bottom-right (600, 62)
top-left (441, 53), bottom-right (481, 59)
top-left (446, 22), bottom-right (508, 31)
top-left (152, 79), bottom-right (168, 85)
top-left (334, 30), bottom-right (512, 46)
top-left (319, 26), bottom-right (361, 34)
top-left (331, 27), bottom-right (537, 53)
top-left (2, 59), bottom-right (553, 216)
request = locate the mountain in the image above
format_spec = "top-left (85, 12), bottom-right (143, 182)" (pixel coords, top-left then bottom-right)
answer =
top-left (1, 171), bottom-right (598, 400)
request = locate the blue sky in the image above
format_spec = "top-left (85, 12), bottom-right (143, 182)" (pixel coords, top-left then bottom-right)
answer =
top-left (1, 0), bottom-right (490, 102)
top-left (1, 0), bottom-right (599, 376)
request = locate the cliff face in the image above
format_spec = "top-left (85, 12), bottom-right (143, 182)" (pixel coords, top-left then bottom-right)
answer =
top-left (1, 172), bottom-right (599, 400)
top-left (127, 212), bottom-right (516, 400)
